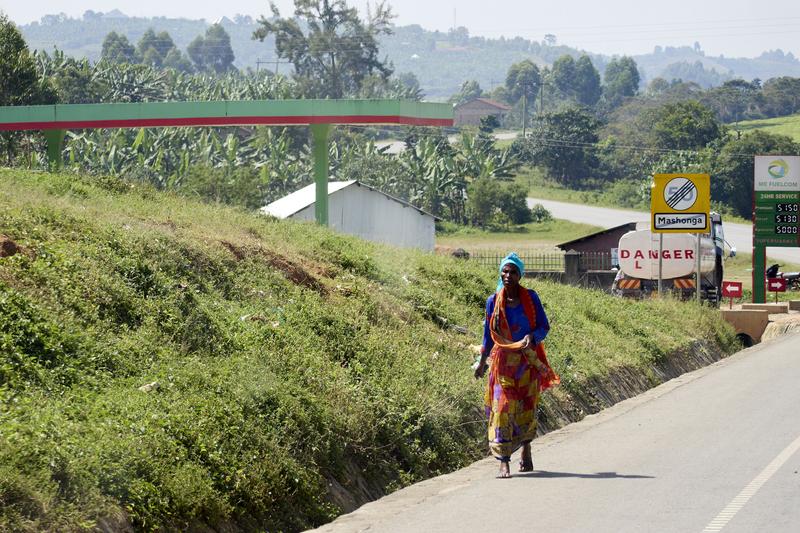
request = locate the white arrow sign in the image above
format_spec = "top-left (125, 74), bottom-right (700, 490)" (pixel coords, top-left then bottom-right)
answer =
top-left (724, 284), bottom-right (741, 294)
top-left (771, 281), bottom-right (783, 289)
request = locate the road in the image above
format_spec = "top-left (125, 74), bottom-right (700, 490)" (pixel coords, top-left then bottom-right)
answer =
top-left (311, 333), bottom-right (800, 533)
top-left (526, 197), bottom-right (800, 265)
top-left (376, 131), bottom-right (519, 154)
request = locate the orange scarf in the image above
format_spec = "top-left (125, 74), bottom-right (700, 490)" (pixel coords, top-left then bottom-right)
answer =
top-left (490, 286), bottom-right (560, 391)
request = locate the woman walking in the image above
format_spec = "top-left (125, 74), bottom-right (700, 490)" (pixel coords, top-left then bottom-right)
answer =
top-left (474, 253), bottom-right (559, 478)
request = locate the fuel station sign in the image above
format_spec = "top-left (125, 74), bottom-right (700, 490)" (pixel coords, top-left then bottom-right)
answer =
top-left (752, 156), bottom-right (800, 303)
top-left (753, 156), bottom-right (800, 247)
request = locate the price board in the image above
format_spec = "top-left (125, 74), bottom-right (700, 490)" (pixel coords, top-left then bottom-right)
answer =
top-left (753, 157), bottom-right (800, 247)
top-left (753, 191), bottom-right (800, 246)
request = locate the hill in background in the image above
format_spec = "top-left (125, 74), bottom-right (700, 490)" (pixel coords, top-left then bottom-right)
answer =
top-left (19, 11), bottom-right (800, 100)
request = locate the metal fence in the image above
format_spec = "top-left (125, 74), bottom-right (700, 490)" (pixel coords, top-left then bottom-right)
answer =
top-left (468, 252), bottom-right (566, 271)
top-left (578, 251), bottom-right (614, 271)
top-left (466, 251), bottom-right (613, 272)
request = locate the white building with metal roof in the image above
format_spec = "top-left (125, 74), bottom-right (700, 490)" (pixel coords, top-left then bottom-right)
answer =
top-left (261, 181), bottom-right (438, 251)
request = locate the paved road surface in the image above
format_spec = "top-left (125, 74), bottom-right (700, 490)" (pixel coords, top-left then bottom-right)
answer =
top-left (526, 197), bottom-right (800, 265)
top-left (312, 333), bottom-right (800, 533)
top-left (376, 131), bottom-right (519, 154)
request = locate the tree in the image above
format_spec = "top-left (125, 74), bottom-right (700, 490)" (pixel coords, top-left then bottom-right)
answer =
top-left (162, 48), bottom-right (194, 73)
top-left (137, 29), bottom-right (176, 68)
top-left (574, 55), bottom-right (601, 106)
top-left (0, 15), bottom-right (54, 106)
top-left (35, 50), bottom-right (107, 104)
top-left (602, 56), bottom-right (640, 108)
top-left (505, 59), bottom-right (540, 105)
top-left (450, 79), bottom-right (484, 105)
top-left (505, 59), bottom-right (541, 130)
top-left (188, 24), bottom-right (236, 74)
top-left (761, 77), bottom-right (800, 117)
top-left (550, 55), bottom-right (577, 97)
top-left (253, 0), bottom-right (394, 98)
top-left (101, 31), bottom-right (137, 64)
top-left (519, 106), bottom-right (602, 186)
top-left (1, 15), bottom-right (56, 164)
top-left (652, 100), bottom-right (723, 150)
top-left (713, 131), bottom-right (800, 218)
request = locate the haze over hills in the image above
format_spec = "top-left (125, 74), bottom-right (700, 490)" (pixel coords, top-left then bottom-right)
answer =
top-left (17, 10), bottom-right (800, 99)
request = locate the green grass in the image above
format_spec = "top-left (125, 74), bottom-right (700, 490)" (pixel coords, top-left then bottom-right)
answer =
top-left (734, 113), bottom-right (800, 142)
top-left (515, 166), bottom-right (652, 211)
top-left (0, 168), bottom-right (738, 532)
top-left (436, 219), bottom-right (603, 252)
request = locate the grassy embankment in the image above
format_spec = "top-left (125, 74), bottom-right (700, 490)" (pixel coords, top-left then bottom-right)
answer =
top-left (1, 169), bottom-right (738, 532)
top-left (735, 113), bottom-right (800, 142)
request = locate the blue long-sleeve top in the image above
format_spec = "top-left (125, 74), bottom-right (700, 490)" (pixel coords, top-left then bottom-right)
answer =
top-left (481, 289), bottom-right (549, 356)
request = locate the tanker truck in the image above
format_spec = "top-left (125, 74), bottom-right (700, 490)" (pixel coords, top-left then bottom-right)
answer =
top-left (612, 213), bottom-right (726, 304)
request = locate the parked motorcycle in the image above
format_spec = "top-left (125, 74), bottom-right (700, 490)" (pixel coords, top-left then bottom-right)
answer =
top-left (766, 264), bottom-right (800, 290)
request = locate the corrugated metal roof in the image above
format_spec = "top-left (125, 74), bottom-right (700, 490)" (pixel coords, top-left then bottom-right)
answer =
top-left (261, 180), bottom-right (439, 220)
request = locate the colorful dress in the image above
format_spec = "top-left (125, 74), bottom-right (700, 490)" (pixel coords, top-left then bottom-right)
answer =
top-left (481, 287), bottom-right (559, 461)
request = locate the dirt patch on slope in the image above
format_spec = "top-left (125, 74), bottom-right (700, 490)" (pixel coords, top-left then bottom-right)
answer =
top-left (220, 240), bottom-right (329, 294)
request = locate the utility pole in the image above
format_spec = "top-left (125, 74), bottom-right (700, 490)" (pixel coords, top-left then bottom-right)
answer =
top-left (540, 82), bottom-right (544, 114)
top-left (522, 92), bottom-right (527, 137)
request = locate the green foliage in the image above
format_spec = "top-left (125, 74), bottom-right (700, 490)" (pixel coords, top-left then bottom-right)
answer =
top-left (466, 178), bottom-right (534, 228)
top-left (712, 131), bottom-right (800, 218)
top-left (253, 0), bottom-right (394, 98)
top-left (137, 29), bottom-right (177, 68)
top-left (0, 169), bottom-right (738, 531)
top-left (505, 59), bottom-right (540, 105)
top-left (450, 79), bottom-right (485, 105)
top-left (660, 60), bottom-right (730, 88)
top-left (0, 15), bottom-right (53, 106)
top-left (187, 24), bottom-right (236, 74)
top-left (101, 31), bottom-right (137, 64)
top-left (652, 100), bottom-right (724, 150)
top-left (602, 56), bottom-right (641, 109)
top-left (517, 106), bottom-right (602, 186)
top-left (0, 14), bottom-right (57, 164)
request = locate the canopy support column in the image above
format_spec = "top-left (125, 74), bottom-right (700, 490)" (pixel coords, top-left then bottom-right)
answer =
top-left (44, 129), bottom-right (65, 171)
top-left (311, 123), bottom-right (332, 225)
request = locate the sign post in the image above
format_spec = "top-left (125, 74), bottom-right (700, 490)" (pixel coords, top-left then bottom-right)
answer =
top-left (651, 174), bottom-right (711, 300)
top-left (752, 156), bottom-right (800, 303)
top-left (721, 281), bottom-right (743, 309)
top-left (767, 277), bottom-right (787, 303)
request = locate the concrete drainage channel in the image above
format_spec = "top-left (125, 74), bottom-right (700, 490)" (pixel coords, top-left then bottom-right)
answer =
top-left (721, 300), bottom-right (800, 346)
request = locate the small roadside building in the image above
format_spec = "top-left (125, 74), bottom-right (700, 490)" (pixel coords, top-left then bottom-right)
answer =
top-left (262, 180), bottom-right (438, 251)
top-left (453, 98), bottom-right (511, 126)
top-left (556, 222), bottom-right (640, 269)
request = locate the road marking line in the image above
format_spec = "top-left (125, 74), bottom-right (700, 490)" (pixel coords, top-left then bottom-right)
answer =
top-left (701, 433), bottom-right (800, 532)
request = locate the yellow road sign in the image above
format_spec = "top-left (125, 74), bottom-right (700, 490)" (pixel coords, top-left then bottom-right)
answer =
top-left (651, 173), bottom-right (710, 233)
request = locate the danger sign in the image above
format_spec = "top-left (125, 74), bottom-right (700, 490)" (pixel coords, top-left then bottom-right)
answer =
top-left (651, 174), bottom-right (710, 233)
top-left (721, 281), bottom-right (743, 298)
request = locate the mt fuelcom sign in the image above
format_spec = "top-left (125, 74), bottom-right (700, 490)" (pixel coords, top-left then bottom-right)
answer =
top-left (754, 156), bottom-right (800, 247)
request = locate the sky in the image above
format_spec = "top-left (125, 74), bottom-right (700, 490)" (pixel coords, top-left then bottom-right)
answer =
top-left (2, 0), bottom-right (799, 58)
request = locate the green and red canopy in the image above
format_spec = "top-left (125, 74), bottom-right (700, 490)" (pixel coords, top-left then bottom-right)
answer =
top-left (0, 99), bottom-right (453, 225)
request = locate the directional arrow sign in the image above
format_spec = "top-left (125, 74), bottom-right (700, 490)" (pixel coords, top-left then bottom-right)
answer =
top-left (767, 278), bottom-right (788, 292)
top-left (721, 281), bottom-right (743, 298)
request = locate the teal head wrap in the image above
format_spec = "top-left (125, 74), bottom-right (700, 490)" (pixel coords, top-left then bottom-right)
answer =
top-left (496, 252), bottom-right (525, 292)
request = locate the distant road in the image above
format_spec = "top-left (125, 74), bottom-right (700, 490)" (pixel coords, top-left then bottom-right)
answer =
top-left (526, 197), bottom-right (800, 265)
top-left (376, 131), bottom-right (519, 154)
top-left (313, 332), bottom-right (800, 533)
